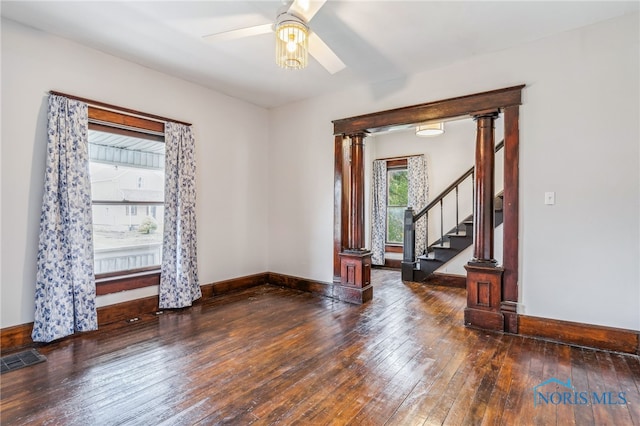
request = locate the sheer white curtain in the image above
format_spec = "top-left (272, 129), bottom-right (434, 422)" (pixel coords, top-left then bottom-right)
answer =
top-left (408, 155), bottom-right (428, 256)
top-left (159, 122), bottom-right (201, 308)
top-left (32, 94), bottom-right (97, 342)
top-left (370, 160), bottom-right (387, 265)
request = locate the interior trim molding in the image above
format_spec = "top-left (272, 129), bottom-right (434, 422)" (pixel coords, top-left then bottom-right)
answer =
top-left (518, 314), bottom-right (640, 355)
top-left (0, 323), bottom-right (34, 352)
top-left (268, 272), bottom-right (334, 299)
top-left (423, 273), bottom-right (467, 289)
top-left (203, 272), bottom-right (269, 298)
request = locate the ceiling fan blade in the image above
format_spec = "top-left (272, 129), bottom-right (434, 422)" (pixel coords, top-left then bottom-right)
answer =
top-left (308, 32), bottom-right (346, 74)
top-left (202, 23), bottom-right (273, 42)
top-left (288, 0), bottom-right (327, 22)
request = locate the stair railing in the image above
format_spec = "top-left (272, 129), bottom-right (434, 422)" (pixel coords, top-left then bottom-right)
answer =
top-left (403, 140), bottom-right (504, 265)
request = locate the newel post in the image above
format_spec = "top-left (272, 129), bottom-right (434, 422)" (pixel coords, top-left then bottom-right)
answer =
top-left (337, 133), bottom-right (373, 304)
top-left (401, 207), bottom-right (416, 281)
top-left (464, 111), bottom-right (505, 331)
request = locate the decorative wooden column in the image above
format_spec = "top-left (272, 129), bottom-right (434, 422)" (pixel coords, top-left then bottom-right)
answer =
top-left (348, 133), bottom-right (366, 250)
top-left (337, 133), bottom-right (373, 304)
top-left (465, 111), bottom-right (504, 331)
top-left (501, 105), bottom-right (520, 333)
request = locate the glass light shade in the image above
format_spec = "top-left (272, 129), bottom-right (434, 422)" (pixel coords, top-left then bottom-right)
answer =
top-left (275, 20), bottom-right (308, 70)
top-left (416, 122), bottom-right (445, 137)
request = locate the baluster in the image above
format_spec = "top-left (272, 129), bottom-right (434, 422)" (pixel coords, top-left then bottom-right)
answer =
top-left (425, 211), bottom-right (429, 254)
top-left (455, 185), bottom-right (459, 234)
top-left (440, 199), bottom-right (444, 246)
top-left (471, 170), bottom-right (475, 221)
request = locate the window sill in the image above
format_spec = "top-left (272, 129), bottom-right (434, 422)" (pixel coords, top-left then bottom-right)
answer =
top-left (96, 269), bottom-right (160, 296)
top-left (385, 244), bottom-right (403, 253)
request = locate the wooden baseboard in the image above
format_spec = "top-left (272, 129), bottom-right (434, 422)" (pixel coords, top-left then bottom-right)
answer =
top-left (519, 315), bottom-right (640, 355)
top-left (384, 259), bottom-right (402, 269)
top-left (424, 272), bottom-right (466, 289)
top-left (1, 273), bottom-right (269, 352)
top-left (202, 272), bottom-right (269, 298)
top-left (0, 323), bottom-right (34, 352)
top-left (97, 295), bottom-right (160, 326)
top-left (267, 272), bottom-right (334, 299)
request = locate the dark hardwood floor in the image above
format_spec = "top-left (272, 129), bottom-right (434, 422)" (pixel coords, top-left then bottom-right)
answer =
top-left (1, 269), bottom-right (639, 425)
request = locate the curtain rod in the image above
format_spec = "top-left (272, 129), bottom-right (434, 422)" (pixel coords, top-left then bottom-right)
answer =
top-left (49, 91), bottom-right (192, 127)
top-left (375, 154), bottom-right (423, 161)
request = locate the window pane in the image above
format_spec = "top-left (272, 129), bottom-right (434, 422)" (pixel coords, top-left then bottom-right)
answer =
top-left (388, 169), bottom-right (408, 206)
top-left (92, 204), bottom-right (164, 274)
top-left (387, 207), bottom-right (404, 244)
top-left (89, 129), bottom-right (165, 275)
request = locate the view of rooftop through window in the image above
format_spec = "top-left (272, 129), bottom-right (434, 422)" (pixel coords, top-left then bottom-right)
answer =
top-left (89, 129), bottom-right (165, 275)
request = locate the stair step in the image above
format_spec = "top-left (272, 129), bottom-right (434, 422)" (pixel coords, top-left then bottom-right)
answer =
top-left (418, 256), bottom-right (443, 275)
top-left (418, 253), bottom-right (444, 263)
top-left (431, 244), bottom-right (462, 262)
top-left (447, 232), bottom-right (473, 250)
top-left (418, 252), bottom-right (436, 261)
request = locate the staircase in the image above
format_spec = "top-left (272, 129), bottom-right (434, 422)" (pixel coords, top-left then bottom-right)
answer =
top-left (410, 193), bottom-right (503, 282)
top-left (401, 141), bottom-right (504, 283)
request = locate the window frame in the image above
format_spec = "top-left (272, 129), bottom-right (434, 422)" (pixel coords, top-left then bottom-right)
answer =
top-left (385, 158), bottom-right (408, 246)
top-left (88, 106), bottom-right (166, 296)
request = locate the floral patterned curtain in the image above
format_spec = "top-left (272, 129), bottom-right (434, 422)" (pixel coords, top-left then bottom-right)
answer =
top-left (159, 122), bottom-right (201, 308)
top-left (408, 155), bottom-right (428, 257)
top-left (371, 160), bottom-right (387, 265)
top-left (32, 94), bottom-right (97, 343)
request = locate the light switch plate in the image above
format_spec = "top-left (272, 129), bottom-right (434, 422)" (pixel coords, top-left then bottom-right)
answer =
top-left (544, 192), bottom-right (555, 205)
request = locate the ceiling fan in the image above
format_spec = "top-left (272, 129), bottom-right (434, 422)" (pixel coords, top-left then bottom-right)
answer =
top-left (202, 0), bottom-right (345, 74)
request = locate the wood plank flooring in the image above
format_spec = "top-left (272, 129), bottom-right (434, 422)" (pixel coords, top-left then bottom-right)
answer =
top-left (1, 269), bottom-right (639, 425)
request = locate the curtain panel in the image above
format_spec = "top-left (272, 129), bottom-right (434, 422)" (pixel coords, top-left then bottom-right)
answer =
top-left (32, 95), bottom-right (98, 343)
top-left (370, 160), bottom-right (387, 265)
top-left (159, 122), bottom-right (201, 308)
top-left (408, 155), bottom-right (428, 257)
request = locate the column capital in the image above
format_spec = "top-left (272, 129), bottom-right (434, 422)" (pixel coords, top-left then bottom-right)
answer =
top-left (347, 132), bottom-right (367, 144)
top-left (472, 109), bottom-right (500, 120)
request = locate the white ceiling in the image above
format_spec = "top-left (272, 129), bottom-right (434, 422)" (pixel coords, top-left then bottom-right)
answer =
top-left (2, 1), bottom-right (638, 109)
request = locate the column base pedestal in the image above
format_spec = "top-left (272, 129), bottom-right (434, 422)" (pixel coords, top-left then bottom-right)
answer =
top-left (338, 250), bottom-right (372, 304)
top-left (464, 264), bottom-right (504, 331)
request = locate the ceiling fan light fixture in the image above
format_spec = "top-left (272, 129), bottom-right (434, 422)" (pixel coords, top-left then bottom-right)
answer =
top-left (416, 122), bottom-right (445, 137)
top-left (275, 16), bottom-right (309, 70)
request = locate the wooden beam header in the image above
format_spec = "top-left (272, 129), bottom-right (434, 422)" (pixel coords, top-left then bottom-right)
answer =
top-left (332, 85), bottom-right (525, 136)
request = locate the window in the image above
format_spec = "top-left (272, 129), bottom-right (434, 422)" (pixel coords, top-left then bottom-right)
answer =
top-left (386, 166), bottom-right (408, 244)
top-left (125, 205), bottom-right (139, 216)
top-left (87, 107), bottom-right (166, 293)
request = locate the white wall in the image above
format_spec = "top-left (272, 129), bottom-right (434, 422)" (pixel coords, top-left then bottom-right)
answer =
top-left (1, 19), bottom-right (269, 328)
top-left (268, 13), bottom-right (639, 330)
